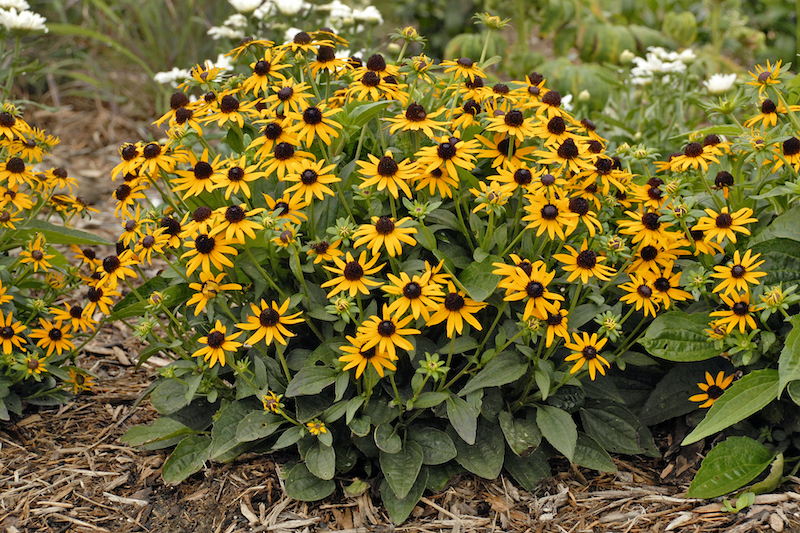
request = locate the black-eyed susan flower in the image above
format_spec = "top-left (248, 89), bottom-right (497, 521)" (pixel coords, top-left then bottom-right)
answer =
top-left (113, 183), bottom-right (147, 219)
top-left (172, 148), bottom-right (225, 199)
top-left (19, 234), bottom-right (55, 272)
top-left (0, 185), bottom-right (33, 212)
top-left (772, 137), bottom-right (800, 172)
top-left (66, 368), bottom-right (95, 393)
top-left (564, 196), bottom-right (603, 237)
top-left (357, 304), bottom-right (419, 358)
top-left (264, 192), bottom-right (309, 225)
top-left (522, 196), bottom-right (577, 240)
top-left (70, 245), bottom-right (101, 270)
top-left (415, 165), bottom-right (459, 198)
top-left (0, 282), bottom-right (12, 305)
top-left (385, 102), bottom-right (448, 138)
top-left (543, 307), bottom-right (570, 347)
top-left (134, 227), bottom-right (170, 265)
top-left (112, 142), bottom-right (144, 179)
top-left (743, 98), bottom-right (800, 129)
top-left (618, 210), bottom-right (672, 248)
top-left (0, 156), bottom-right (35, 188)
top-left (492, 254), bottom-right (536, 289)
top-left (694, 207), bottom-right (758, 244)
top-left (84, 285), bottom-right (117, 316)
top-left (553, 240), bottom-right (616, 284)
top-left (353, 216), bottom-right (417, 257)
top-left (486, 108), bottom-right (535, 143)
top-left (280, 30), bottom-right (328, 56)
top-left (238, 299), bottom-right (304, 346)
top-left (0, 208), bottom-right (23, 229)
top-left (339, 334), bottom-right (397, 378)
top-left (710, 292), bottom-right (757, 334)
top-left (271, 224), bottom-right (297, 248)
top-left (51, 304), bottom-right (96, 333)
top-left (690, 371), bottom-right (734, 408)
top-left (181, 234), bottom-right (238, 276)
top-left (118, 205), bottom-right (151, 247)
top-left (97, 251), bottom-right (138, 290)
top-left (249, 118), bottom-right (300, 158)
top-left (474, 134), bottom-right (536, 170)
top-left (497, 262), bottom-right (563, 321)
top-left (216, 156), bottom-right (267, 199)
top-left (711, 249), bottom-right (767, 296)
top-left (688, 227), bottom-right (724, 256)
top-left (469, 179), bottom-right (511, 214)
top-left (193, 320), bottom-right (243, 368)
top-left (666, 142), bottom-right (720, 172)
top-left (619, 273), bottom-right (660, 317)
top-left (416, 133), bottom-right (480, 178)
top-left (283, 159), bottom-right (340, 203)
top-left (262, 390), bottom-right (284, 413)
top-left (492, 163), bottom-right (541, 196)
top-left (139, 141), bottom-right (185, 176)
top-left (261, 141), bottom-right (314, 180)
top-left (644, 264), bottom-right (691, 310)
top-left (0, 311), bottom-right (25, 354)
top-left (452, 99), bottom-right (482, 130)
top-left (747, 60), bottom-right (783, 96)
top-left (180, 206), bottom-right (218, 239)
top-left (383, 271), bottom-right (443, 320)
top-left (441, 57), bottom-right (485, 82)
top-left (187, 271), bottom-right (242, 316)
top-left (427, 281), bottom-right (486, 338)
top-left (287, 104), bottom-right (342, 146)
top-left (23, 354), bottom-right (47, 377)
top-left (347, 70), bottom-right (399, 102)
top-left (306, 419), bottom-right (327, 436)
top-left (531, 89), bottom-right (567, 120)
top-left (241, 49), bottom-right (290, 96)
top-left (321, 251), bottom-right (384, 298)
top-left (358, 150), bottom-right (416, 198)
top-left (264, 79), bottom-right (314, 114)
top-left (0, 108), bottom-right (30, 140)
top-left (202, 91), bottom-right (260, 128)
top-left (306, 239), bottom-right (343, 264)
top-left (210, 204), bottom-right (264, 244)
top-left (309, 45), bottom-right (347, 77)
top-left (564, 332), bottom-right (610, 380)
top-left (533, 137), bottom-right (593, 176)
top-left (42, 167), bottom-right (78, 193)
top-left (29, 318), bottom-right (74, 356)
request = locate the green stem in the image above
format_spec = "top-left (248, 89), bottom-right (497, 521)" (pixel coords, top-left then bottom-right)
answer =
top-left (244, 246), bottom-right (287, 299)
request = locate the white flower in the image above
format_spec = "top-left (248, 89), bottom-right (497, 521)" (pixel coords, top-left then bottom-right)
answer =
top-left (283, 26), bottom-right (303, 44)
top-left (562, 94), bottom-right (574, 112)
top-left (274, 0), bottom-right (304, 16)
top-left (224, 14), bottom-right (248, 29)
top-left (352, 5), bottom-right (382, 24)
top-left (207, 25), bottom-right (245, 40)
top-left (153, 67), bottom-right (192, 86)
top-left (676, 48), bottom-right (696, 63)
top-left (214, 53), bottom-right (234, 71)
top-left (703, 73), bottom-right (737, 95)
top-left (0, 0), bottom-right (29, 10)
top-left (0, 7), bottom-right (47, 32)
top-left (228, 0), bottom-right (262, 13)
top-left (619, 49), bottom-right (635, 64)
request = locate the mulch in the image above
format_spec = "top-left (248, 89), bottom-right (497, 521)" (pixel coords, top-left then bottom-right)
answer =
top-left (2, 100), bottom-right (799, 533)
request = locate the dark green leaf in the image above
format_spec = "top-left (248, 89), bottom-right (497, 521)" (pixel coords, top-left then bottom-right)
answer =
top-left (580, 404), bottom-right (642, 455)
top-left (284, 463), bottom-right (335, 501)
top-left (374, 423), bottom-right (402, 454)
top-left (408, 427), bottom-right (457, 465)
top-left (18, 219), bottom-right (113, 246)
top-left (504, 446), bottom-right (551, 491)
top-left (458, 255), bottom-right (501, 302)
top-left (306, 441), bottom-right (336, 480)
top-left (537, 405), bottom-right (577, 462)
top-left (381, 467), bottom-right (428, 524)
top-left (640, 311), bottom-right (719, 361)
top-left (687, 437), bottom-right (773, 498)
top-left (149, 379), bottom-right (189, 415)
top-left (779, 315), bottom-right (800, 394)
top-left (209, 400), bottom-right (255, 460)
top-left (458, 353), bottom-right (528, 396)
top-left (121, 417), bottom-right (194, 447)
top-left (751, 238), bottom-right (800, 286)
top-left (162, 435), bottom-right (211, 484)
top-left (273, 425), bottom-right (306, 450)
top-left (285, 366), bottom-right (338, 397)
top-left (446, 393), bottom-right (478, 445)
top-left (449, 419), bottom-right (504, 479)
top-left (573, 433), bottom-right (616, 473)
top-left (498, 411), bottom-right (542, 456)
top-left (235, 411), bottom-right (282, 442)
top-left (411, 392), bottom-right (448, 409)
top-left (380, 441), bottom-right (424, 499)
top-left (683, 369), bottom-right (780, 445)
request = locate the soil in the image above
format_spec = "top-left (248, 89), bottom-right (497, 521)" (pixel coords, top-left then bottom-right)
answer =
top-left (2, 101), bottom-right (800, 533)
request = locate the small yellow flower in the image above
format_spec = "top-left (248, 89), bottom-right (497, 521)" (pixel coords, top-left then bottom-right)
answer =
top-left (306, 419), bottom-right (327, 435)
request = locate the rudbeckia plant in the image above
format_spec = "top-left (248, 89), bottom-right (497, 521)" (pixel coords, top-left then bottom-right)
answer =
top-left (115, 16), bottom-right (800, 519)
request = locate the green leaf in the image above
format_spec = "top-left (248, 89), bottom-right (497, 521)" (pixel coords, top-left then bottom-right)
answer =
top-left (121, 417), bottom-right (194, 447)
top-left (380, 441), bottom-right (424, 499)
top-left (381, 467), bottom-right (428, 524)
top-left (149, 379), bottom-right (190, 415)
top-left (580, 403), bottom-right (643, 455)
top-left (349, 100), bottom-right (394, 127)
top-left (110, 281), bottom-right (192, 321)
top-left (449, 419), bottom-right (504, 479)
top-left (779, 315), bottom-right (800, 394)
top-left (285, 366), bottom-right (338, 397)
top-left (683, 369), bottom-right (780, 445)
top-left (408, 427), bottom-right (457, 465)
top-left (751, 206), bottom-right (800, 244)
top-left (570, 304), bottom-right (611, 330)
top-left (348, 416), bottom-right (370, 437)
top-left (272, 425), bottom-right (306, 450)
top-left (418, 224), bottom-right (438, 251)
top-left (750, 238), bottom-right (800, 286)
top-left (537, 405), bottom-right (577, 462)
top-left (498, 411), bottom-right (542, 456)
top-left (640, 311), bottom-right (719, 362)
top-left (458, 353), bottom-right (528, 396)
top-left (446, 393), bottom-right (478, 445)
top-left (458, 255), bottom-right (501, 302)
top-left (306, 441), bottom-right (336, 480)
top-left (284, 463), bottom-right (335, 501)
top-left (374, 423), bottom-right (402, 454)
top-left (209, 400), bottom-right (255, 460)
top-left (411, 391), bottom-right (448, 409)
top-left (573, 433), bottom-right (616, 473)
top-left (162, 435), bottom-right (211, 484)
top-left (16, 219), bottom-right (113, 246)
top-left (235, 411), bottom-right (282, 442)
top-left (687, 437), bottom-right (774, 498)
top-left (503, 447), bottom-right (551, 492)
top-left (789, 381), bottom-right (800, 406)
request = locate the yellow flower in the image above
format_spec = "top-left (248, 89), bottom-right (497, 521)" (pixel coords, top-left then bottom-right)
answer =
top-left (690, 371), bottom-right (734, 408)
top-left (564, 332), bottom-right (610, 380)
top-left (192, 320), bottom-right (243, 368)
top-left (353, 216), bottom-right (417, 257)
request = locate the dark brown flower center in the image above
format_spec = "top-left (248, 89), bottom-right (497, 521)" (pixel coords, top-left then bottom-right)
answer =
top-left (648, 186), bottom-right (663, 200)
top-left (0, 211), bottom-right (9, 223)
top-left (684, 142), bottom-right (703, 158)
top-left (542, 90), bottom-right (561, 107)
top-left (642, 212), bottom-right (661, 231)
top-left (526, 281), bottom-right (544, 298)
top-left (143, 143), bottom-right (161, 159)
top-left (193, 206), bottom-right (213, 222)
top-left (225, 205), bottom-right (246, 223)
top-left (732, 301), bottom-right (749, 316)
top-left (546, 312), bottom-right (563, 326)
top-left (377, 319), bottom-right (396, 336)
top-left (259, 307), bottom-right (280, 327)
top-left (595, 158), bottom-right (613, 175)
top-left (514, 168), bottom-right (532, 185)
top-left (274, 142), bottom-right (295, 160)
top-left (557, 138), bottom-right (579, 160)
top-left (465, 77), bottom-right (484, 90)
top-left (405, 103), bottom-right (427, 122)
top-left (580, 118), bottom-right (596, 131)
top-left (504, 110), bottom-right (524, 127)
top-left (541, 204), bottom-right (558, 220)
top-left (310, 241), bottom-right (330, 254)
top-left (653, 277), bottom-right (671, 292)
top-left (581, 346), bottom-right (597, 360)
top-left (170, 92), bottom-right (190, 109)
top-left (375, 216), bottom-right (395, 234)
top-left (707, 385), bottom-right (724, 399)
top-left (273, 201), bottom-right (289, 215)
top-left (437, 141), bottom-right (457, 160)
top-left (195, 234), bottom-right (215, 254)
top-left (493, 83), bottom-right (509, 95)
top-left (690, 229), bottom-right (704, 241)
top-left (0, 112), bottom-right (15, 127)
top-left (587, 140), bottom-right (604, 153)
top-left (204, 92), bottom-right (217, 103)
top-left (457, 57), bottom-right (473, 68)
top-left (576, 250), bottom-right (597, 269)
top-left (715, 213), bottom-right (733, 228)
top-left (703, 134), bottom-right (721, 146)
top-left (31, 250), bottom-right (43, 261)
top-left (377, 156), bottom-right (399, 176)
top-left (301, 169), bottom-right (318, 185)
top-left (227, 166), bottom-right (245, 182)
top-left (293, 31), bottom-right (311, 44)
top-left (444, 292), bottom-right (465, 311)
top-left (125, 220), bottom-right (137, 232)
top-left (366, 53), bottom-right (387, 72)
top-left (175, 107), bottom-right (194, 124)
top-left (569, 197), bottom-right (590, 216)
top-left (361, 71), bottom-right (380, 87)
top-left (464, 99), bottom-right (481, 115)
top-left (220, 95), bottom-right (239, 114)
top-left (517, 260), bottom-right (533, 276)
top-left (640, 245), bottom-right (658, 261)
top-left (142, 235), bottom-right (156, 248)
top-left (784, 137), bottom-right (800, 156)
top-left (637, 285), bottom-right (652, 298)
top-left (121, 143), bottom-right (139, 160)
top-left (69, 305), bottom-right (83, 318)
top-left (87, 287), bottom-right (103, 302)
top-left (731, 265), bottom-right (746, 278)
top-left (206, 330), bottom-right (225, 348)
top-left (316, 46), bottom-right (336, 62)
top-left (264, 121), bottom-right (284, 139)
top-left (162, 216), bottom-right (181, 236)
top-left (715, 171), bottom-right (734, 188)
top-left (403, 282), bottom-right (422, 299)
top-left (254, 60), bottom-right (271, 76)
top-left (303, 106), bottom-right (323, 125)
top-left (761, 99), bottom-right (777, 114)
top-left (541, 173), bottom-right (556, 186)
top-left (102, 256), bottom-right (120, 273)
top-left (48, 328), bottom-right (62, 340)
top-left (279, 230), bottom-right (293, 243)
top-left (548, 116), bottom-right (566, 135)
top-left (7, 157), bottom-right (24, 173)
top-left (0, 326), bottom-right (13, 339)
top-left (343, 261), bottom-right (363, 280)
top-left (528, 72), bottom-right (544, 85)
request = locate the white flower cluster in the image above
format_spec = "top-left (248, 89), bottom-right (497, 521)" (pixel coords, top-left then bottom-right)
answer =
top-left (153, 54), bottom-right (234, 86)
top-left (0, 5), bottom-right (47, 32)
top-left (703, 73), bottom-right (737, 95)
top-left (629, 46), bottom-right (695, 86)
